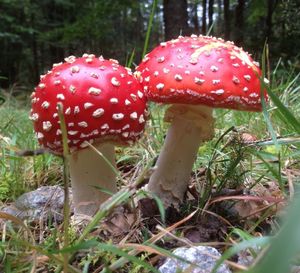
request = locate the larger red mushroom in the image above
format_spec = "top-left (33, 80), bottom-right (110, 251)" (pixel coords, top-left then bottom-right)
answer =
top-left (136, 35), bottom-right (268, 206)
top-left (30, 54), bottom-right (147, 216)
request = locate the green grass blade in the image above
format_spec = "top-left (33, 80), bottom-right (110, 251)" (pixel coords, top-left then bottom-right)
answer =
top-left (246, 190), bottom-right (300, 273)
top-left (97, 243), bottom-right (160, 273)
top-left (142, 0), bottom-right (158, 58)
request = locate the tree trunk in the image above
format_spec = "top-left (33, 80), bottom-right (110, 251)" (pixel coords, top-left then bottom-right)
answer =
top-left (163, 0), bottom-right (190, 40)
top-left (266, 0), bottom-right (278, 41)
top-left (202, 0), bottom-right (207, 34)
top-left (193, 1), bottom-right (200, 34)
top-left (208, 0), bottom-right (214, 33)
top-left (234, 0), bottom-right (245, 46)
top-left (224, 0), bottom-right (230, 40)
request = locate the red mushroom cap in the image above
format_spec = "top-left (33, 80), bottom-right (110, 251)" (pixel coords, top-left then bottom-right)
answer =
top-left (136, 35), bottom-right (267, 111)
top-left (30, 54), bottom-right (147, 153)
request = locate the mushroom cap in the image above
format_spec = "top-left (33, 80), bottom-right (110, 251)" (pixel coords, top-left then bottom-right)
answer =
top-left (136, 35), bottom-right (267, 112)
top-left (30, 54), bottom-right (147, 153)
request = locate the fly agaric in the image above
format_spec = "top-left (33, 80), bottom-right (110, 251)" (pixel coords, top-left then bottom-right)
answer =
top-left (30, 54), bottom-right (147, 216)
top-left (136, 35), bottom-right (267, 207)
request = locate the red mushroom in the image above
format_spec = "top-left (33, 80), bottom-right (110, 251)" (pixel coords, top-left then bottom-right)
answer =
top-left (30, 54), bottom-right (147, 216)
top-left (136, 35), bottom-right (267, 206)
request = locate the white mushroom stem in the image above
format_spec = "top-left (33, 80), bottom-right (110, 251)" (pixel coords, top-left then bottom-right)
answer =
top-left (69, 143), bottom-right (117, 216)
top-left (147, 104), bottom-right (214, 207)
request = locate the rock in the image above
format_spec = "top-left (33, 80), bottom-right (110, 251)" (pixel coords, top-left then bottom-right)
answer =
top-left (0, 186), bottom-right (73, 223)
top-left (159, 246), bottom-right (231, 273)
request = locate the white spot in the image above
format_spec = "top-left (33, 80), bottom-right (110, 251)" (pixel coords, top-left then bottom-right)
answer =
top-left (211, 89), bottom-right (225, 95)
top-left (101, 123), bottom-right (109, 130)
top-left (65, 107), bottom-right (71, 115)
top-left (154, 71), bottom-right (159, 77)
top-left (244, 75), bottom-right (251, 81)
top-left (232, 63), bottom-right (240, 68)
top-left (189, 58), bottom-right (197, 65)
top-left (64, 56), bottom-right (76, 63)
top-left (139, 114), bottom-right (145, 124)
top-left (53, 62), bottom-right (62, 68)
top-left (163, 68), bottom-right (170, 74)
top-left (264, 78), bottom-right (270, 84)
top-left (56, 129), bottom-right (61, 135)
top-left (137, 91), bottom-right (144, 99)
top-left (69, 85), bottom-right (76, 93)
top-left (122, 132), bottom-right (129, 138)
top-left (174, 74), bottom-right (183, 81)
top-left (93, 108), bottom-right (105, 117)
top-left (130, 112), bottom-right (138, 120)
top-left (194, 77), bottom-right (205, 85)
top-left (88, 87), bottom-right (102, 95)
top-left (144, 76), bottom-right (150, 82)
top-left (54, 80), bottom-right (61, 85)
top-left (110, 98), bottom-right (118, 104)
top-left (78, 121), bottom-right (88, 128)
top-left (53, 113), bottom-right (58, 118)
top-left (210, 65), bottom-right (218, 72)
top-left (212, 79), bottom-right (220, 85)
top-left (160, 42), bottom-right (167, 47)
top-left (68, 122), bottom-right (74, 127)
top-left (57, 94), bottom-right (65, 100)
top-left (68, 131), bottom-right (78, 136)
top-left (125, 99), bottom-right (131, 106)
top-left (112, 113), bottom-right (124, 120)
top-left (37, 132), bottom-right (44, 139)
top-left (232, 76), bottom-right (240, 84)
top-left (111, 77), bottom-right (120, 87)
top-left (122, 124), bottom-right (130, 130)
top-left (74, 106), bottom-right (80, 114)
top-left (41, 101), bottom-right (50, 109)
top-left (156, 83), bottom-right (164, 90)
top-left (157, 56), bottom-right (165, 63)
top-left (253, 61), bottom-right (260, 67)
top-left (243, 87), bottom-right (249, 92)
top-left (84, 102), bottom-right (93, 109)
top-left (80, 142), bottom-right (89, 148)
top-left (218, 58), bottom-right (223, 63)
top-left (249, 93), bottom-right (259, 98)
top-left (43, 121), bottom-right (52, 132)
top-left (130, 94), bottom-right (137, 101)
top-left (38, 83), bottom-right (46, 89)
top-left (185, 70), bottom-right (190, 75)
top-left (29, 113), bottom-right (39, 121)
top-left (70, 66), bottom-right (80, 73)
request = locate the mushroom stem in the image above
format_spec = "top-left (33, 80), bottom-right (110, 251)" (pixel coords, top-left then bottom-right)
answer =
top-left (69, 143), bottom-right (117, 216)
top-left (147, 104), bottom-right (214, 207)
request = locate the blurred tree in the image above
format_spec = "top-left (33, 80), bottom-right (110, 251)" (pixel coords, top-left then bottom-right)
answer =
top-left (202, 0), bottom-right (207, 34)
top-left (163, 0), bottom-right (190, 40)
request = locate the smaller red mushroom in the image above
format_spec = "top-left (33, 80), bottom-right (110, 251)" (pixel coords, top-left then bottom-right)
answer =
top-left (30, 54), bottom-right (147, 216)
top-left (136, 35), bottom-right (268, 207)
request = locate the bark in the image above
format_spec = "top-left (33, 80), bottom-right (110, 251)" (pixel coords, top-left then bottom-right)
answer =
top-left (163, 0), bottom-right (190, 40)
top-left (224, 0), bottom-right (230, 40)
top-left (193, 1), bottom-right (200, 33)
top-left (266, 0), bottom-right (278, 41)
top-left (208, 0), bottom-right (214, 32)
top-left (202, 0), bottom-right (207, 34)
top-left (234, 0), bottom-right (245, 46)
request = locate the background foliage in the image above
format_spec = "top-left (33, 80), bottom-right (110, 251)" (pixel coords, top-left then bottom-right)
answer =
top-left (0, 0), bottom-right (299, 88)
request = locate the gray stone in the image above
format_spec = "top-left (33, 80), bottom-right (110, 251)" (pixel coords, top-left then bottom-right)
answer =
top-left (159, 246), bottom-right (231, 273)
top-left (0, 186), bottom-right (73, 223)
